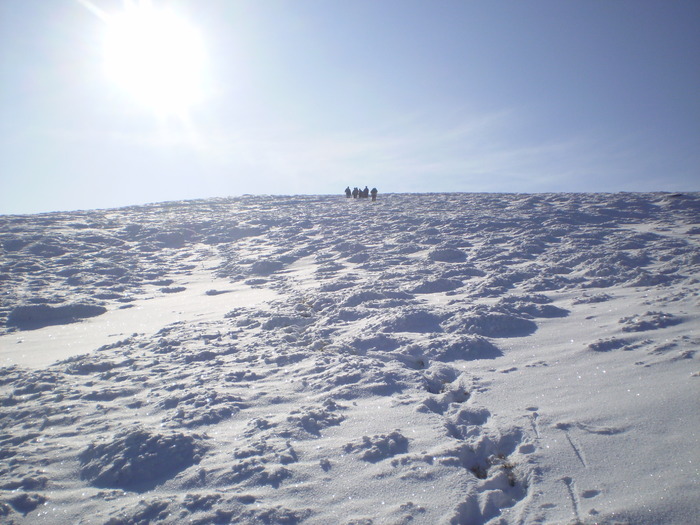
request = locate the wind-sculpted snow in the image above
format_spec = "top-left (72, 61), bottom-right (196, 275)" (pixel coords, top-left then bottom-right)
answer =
top-left (7, 303), bottom-right (107, 329)
top-left (1, 192), bottom-right (699, 524)
top-left (78, 427), bottom-right (206, 491)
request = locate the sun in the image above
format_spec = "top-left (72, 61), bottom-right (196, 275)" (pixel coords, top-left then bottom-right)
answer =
top-left (101, 3), bottom-right (206, 116)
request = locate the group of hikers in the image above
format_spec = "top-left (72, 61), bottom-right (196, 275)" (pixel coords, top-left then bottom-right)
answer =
top-left (345, 186), bottom-right (378, 201)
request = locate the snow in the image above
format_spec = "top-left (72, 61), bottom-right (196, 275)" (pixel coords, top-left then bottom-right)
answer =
top-left (0, 192), bottom-right (698, 524)
top-left (0, 262), bottom-right (277, 368)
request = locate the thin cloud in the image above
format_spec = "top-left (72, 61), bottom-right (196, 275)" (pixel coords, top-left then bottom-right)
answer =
top-left (33, 106), bottom-right (686, 195)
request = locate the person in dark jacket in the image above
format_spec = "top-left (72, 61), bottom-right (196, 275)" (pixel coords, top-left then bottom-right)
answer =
top-left (362, 186), bottom-right (369, 198)
top-left (370, 187), bottom-right (378, 201)
top-left (352, 187), bottom-right (359, 198)
top-left (345, 187), bottom-right (352, 198)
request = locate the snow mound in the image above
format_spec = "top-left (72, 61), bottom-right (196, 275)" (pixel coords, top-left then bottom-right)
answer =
top-left (444, 309), bottom-right (538, 337)
top-left (588, 337), bottom-right (633, 352)
top-left (379, 309), bottom-right (444, 333)
top-left (421, 335), bottom-right (503, 362)
top-left (619, 311), bottom-right (683, 332)
top-left (78, 427), bottom-right (205, 491)
top-left (6, 303), bottom-right (106, 329)
top-left (428, 247), bottom-right (468, 262)
top-left (5, 493), bottom-right (47, 516)
top-left (343, 430), bottom-right (409, 462)
top-left (411, 277), bottom-right (463, 294)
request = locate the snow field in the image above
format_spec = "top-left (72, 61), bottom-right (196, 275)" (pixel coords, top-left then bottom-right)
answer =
top-left (0, 192), bottom-right (698, 524)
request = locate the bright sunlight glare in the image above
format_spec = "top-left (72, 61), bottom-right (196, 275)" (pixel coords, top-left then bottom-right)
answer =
top-left (102, 4), bottom-right (206, 116)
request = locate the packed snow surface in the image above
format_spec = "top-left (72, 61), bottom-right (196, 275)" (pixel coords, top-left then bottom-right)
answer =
top-left (0, 192), bottom-right (698, 524)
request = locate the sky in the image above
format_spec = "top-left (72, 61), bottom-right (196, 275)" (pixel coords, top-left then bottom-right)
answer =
top-left (1, 0), bottom-right (699, 214)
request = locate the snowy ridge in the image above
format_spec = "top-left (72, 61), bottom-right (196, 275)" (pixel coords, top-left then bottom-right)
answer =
top-left (0, 192), bottom-right (699, 524)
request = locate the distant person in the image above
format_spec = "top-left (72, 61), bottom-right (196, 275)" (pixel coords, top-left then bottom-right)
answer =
top-left (352, 187), bottom-right (359, 199)
top-left (362, 186), bottom-right (369, 198)
top-left (371, 187), bottom-right (378, 201)
top-left (345, 186), bottom-right (352, 198)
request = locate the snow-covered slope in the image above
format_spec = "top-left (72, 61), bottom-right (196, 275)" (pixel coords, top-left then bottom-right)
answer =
top-left (1, 192), bottom-right (698, 524)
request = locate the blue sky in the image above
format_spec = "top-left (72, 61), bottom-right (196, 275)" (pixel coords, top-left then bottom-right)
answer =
top-left (1, 0), bottom-right (698, 214)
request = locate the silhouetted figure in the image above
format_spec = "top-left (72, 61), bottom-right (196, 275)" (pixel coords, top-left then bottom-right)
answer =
top-left (371, 187), bottom-right (378, 201)
top-left (362, 186), bottom-right (369, 198)
top-left (352, 187), bottom-right (359, 199)
top-left (345, 187), bottom-right (352, 198)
